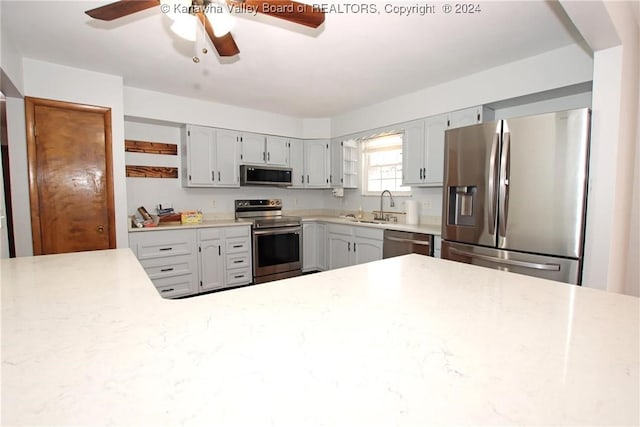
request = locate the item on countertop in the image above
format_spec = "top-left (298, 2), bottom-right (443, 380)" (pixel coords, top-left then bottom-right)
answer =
top-left (181, 211), bottom-right (203, 224)
top-left (159, 213), bottom-right (182, 223)
top-left (137, 206), bottom-right (152, 221)
top-left (157, 207), bottom-right (175, 216)
top-left (131, 213), bottom-right (145, 228)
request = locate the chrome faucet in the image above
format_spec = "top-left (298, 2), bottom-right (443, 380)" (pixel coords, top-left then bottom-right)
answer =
top-left (375, 190), bottom-right (395, 221)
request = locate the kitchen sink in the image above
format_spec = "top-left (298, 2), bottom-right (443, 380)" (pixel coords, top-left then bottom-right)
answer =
top-left (340, 216), bottom-right (388, 224)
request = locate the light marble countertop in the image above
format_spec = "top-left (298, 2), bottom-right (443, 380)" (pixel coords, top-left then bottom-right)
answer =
top-left (129, 215), bottom-right (442, 236)
top-left (2, 250), bottom-right (638, 426)
top-left (302, 215), bottom-right (442, 235)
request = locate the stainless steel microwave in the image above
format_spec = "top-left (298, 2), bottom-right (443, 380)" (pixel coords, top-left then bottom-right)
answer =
top-left (240, 165), bottom-right (293, 187)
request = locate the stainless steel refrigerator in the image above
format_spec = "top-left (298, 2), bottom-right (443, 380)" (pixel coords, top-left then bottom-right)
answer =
top-left (441, 108), bottom-right (590, 285)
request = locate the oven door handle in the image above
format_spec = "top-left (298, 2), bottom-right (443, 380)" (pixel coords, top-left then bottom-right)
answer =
top-left (253, 226), bottom-right (302, 236)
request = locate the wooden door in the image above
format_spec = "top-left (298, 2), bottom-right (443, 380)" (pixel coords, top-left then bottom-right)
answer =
top-left (26, 97), bottom-right (115, 255)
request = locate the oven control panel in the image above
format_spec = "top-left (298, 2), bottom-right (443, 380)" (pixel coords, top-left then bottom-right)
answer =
top-left (235, 199), bottom-right (282, 210)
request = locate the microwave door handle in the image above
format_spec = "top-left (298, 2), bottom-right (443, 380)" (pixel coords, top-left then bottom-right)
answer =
top-left (449, 248), bottom-right (560, 271)
top-left (488, 125), bottom-right (500, 236)
top-left (498, 125), bottom-right (511, 238)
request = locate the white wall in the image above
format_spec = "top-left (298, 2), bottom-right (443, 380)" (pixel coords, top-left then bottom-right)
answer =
top-left (124, 87), bottom-right (330, 139)
top-left (492, 92), bottom-right (592, 120)
top-left (6, 97), bottom-right (30, 256)
top-left (562, 1), bottom-right (640, 293)
top-left (331, 44), bottom-right (593, 137)
top-left (0, 2), bottom-right (24, 96)
top-left (18, 59), bottom-right (129, 250)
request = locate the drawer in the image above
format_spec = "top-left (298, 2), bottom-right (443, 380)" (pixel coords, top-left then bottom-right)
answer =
top-left (132, 229), bottom-right (196, 260)
top-left (226, 237), bottom-right (250, 254)
top-left (152, 274), bottom-right (197, 298)
top-left (198, 228), bottom-right (222, 241)
top-left (139, 255), bottom-right (195, 279)
top-left (226, 268), bottom-right (252, 286)
top-left (226, 253), bottom-right (250, 270)
top-left (328, 224), bottom-right (352, 236)
top-left (354, 227), bottom-right (383, 240)
top-left (225, 226), bottom-right (250, 238)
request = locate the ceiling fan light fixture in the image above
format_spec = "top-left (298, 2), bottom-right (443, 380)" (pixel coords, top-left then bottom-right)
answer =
top-left (205, 6), bottom-right (235, 37)
top-left (170, 14), bottom-right (198, 41)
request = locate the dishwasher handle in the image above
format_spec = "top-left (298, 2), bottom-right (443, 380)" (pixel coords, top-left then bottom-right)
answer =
top-left (384, 236), bottom-right (431, 247)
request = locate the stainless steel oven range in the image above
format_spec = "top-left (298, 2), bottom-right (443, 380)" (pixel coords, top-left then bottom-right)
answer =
top-left (235, 199), bottom-right (302, 284)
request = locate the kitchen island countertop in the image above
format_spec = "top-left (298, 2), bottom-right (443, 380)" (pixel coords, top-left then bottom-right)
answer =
top-left (2, 250), bottom-right (638, 425)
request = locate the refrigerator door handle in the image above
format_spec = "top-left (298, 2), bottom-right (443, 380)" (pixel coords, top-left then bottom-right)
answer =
top-left (498, 128), bottom-right (511, 237)
top-left (488, 126), bottom-right (500, 235)
top-left (449, 247), bottom-right (561, 271)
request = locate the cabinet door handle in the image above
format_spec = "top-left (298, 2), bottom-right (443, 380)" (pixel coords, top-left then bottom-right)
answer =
top-left (160, 267), bottom-right (174, 272)
top-left (423, 168), bottom-right (426, 180)
top-left (306, 175), bottom-right (309, 184)
top-left (211, 171), bottom-right (215, 181)
top-left (218, 171), bottom-right (221, 181)
top-left (267, 152), bottom-right (270, 161)
top-left (301, 175), bottom-right (304, 184)
top-left (419, 168), bottom-right (423, 180)
top-left (354, 242), bottom-right (356, 252)
top-left (159, 247), bottom-right (173, 251)
top-left (263, 152), bottom-right (266, 161)
top-left (160, 288), bottom-right (175, 293)
top-left (348, 242), bottom-right (351, 252)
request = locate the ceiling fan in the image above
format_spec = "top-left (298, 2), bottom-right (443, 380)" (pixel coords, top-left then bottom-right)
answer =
top-left (85, 0), bottom-right (325, 57)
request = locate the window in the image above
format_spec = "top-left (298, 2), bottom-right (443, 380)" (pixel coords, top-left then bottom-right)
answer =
top-left (361, 133), bottom-right (411, 195)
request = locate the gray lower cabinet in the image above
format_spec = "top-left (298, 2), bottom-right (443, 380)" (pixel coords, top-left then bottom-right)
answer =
top-left (130, 229), bottom-right (199, 298)
top-left (327, 224), bottom-right (383, 270)
top-left (303, 222), bottom-right (327, 272)
top-left (129, 225), bottom-right (252, 298)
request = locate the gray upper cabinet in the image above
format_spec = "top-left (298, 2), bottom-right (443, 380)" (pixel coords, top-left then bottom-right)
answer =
top-left (182, 124), bottom-right (239, 188)
top-left (266, 136), bottom-right (290, 166)
top-left (402, 114), bottom-right (448, 187)
top-left (402, 106), bottom-right (491, 187)
top-left (239, 132), bottom-right (266, 164)
top-left (449, 106), bottom-right (489, 129)
top-left (240, 133), bottom-right (290, 166)
top-left (290, 139), bottom-right (331, 188)
top-left (289, 138), bottom-right (305, 187)
top-left (304, 139), bottom-right (331, 188)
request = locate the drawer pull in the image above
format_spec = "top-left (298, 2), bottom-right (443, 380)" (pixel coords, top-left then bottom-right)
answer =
top-left (233, 260), bottom-right (243, 264)
top-left (159, 247), bottom-right (173, 252)
top-left (232, 244), bottom-right (243, 248)
top-left (234, 274), bottom-right (244, 279)
top-left (160, 288), bottom-right (175, 293)
top-left (160, 267), bottom-right (174, 272)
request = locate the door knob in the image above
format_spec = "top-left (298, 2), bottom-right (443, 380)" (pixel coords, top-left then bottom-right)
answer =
top-left (97, 225), bottom-right (105, 233)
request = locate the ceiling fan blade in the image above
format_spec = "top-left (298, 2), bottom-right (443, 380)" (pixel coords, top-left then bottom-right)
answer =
top-left (244, 0), bottom-right (325, 28)
top-left (197, 12), bottom-right (240, 57)
top-left (85, 0), bottom-right (160, 21)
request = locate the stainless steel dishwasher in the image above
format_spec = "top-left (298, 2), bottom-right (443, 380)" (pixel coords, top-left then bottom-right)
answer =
top-left (383, 229), bottom-right (434, 258)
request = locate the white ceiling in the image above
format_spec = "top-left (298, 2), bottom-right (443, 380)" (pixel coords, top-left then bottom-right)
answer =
top-left (1, 1), bottom-right (584, 117)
